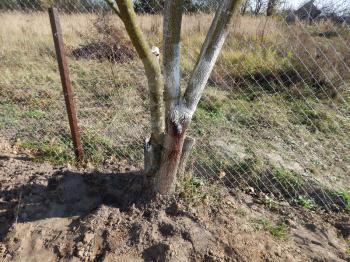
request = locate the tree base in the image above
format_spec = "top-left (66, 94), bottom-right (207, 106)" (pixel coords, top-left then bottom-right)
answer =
top-left (143, 135), bottom-right (195, 195)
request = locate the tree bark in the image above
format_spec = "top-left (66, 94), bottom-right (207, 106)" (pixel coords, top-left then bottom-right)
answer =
top-left (178, 136), bottom-right (195, 181)
top-left (163, 0), bottom-right (183, 117)
top-left (184, 0), bottom-right (243, 114)
top-left (154, 118), bottom-right (189, 194)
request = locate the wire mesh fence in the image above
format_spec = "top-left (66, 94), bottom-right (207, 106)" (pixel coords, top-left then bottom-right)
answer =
top-left (0, 0), bottom-right (349, 213)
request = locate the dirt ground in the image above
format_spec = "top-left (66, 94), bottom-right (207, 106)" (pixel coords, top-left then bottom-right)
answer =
top-left (0, 137), bottom-right (349, 262)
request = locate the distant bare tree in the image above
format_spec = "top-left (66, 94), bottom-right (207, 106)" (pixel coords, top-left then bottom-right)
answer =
top-left (253, 0), bottom-right (266, 15)
top-left (266, 0), bottom-right (279, 16)
top-left (240, 0), bottom-right (251, 14)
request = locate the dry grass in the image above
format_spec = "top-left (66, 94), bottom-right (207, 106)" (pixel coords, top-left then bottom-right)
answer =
top-left (0, 11), bottom-right (349, 211)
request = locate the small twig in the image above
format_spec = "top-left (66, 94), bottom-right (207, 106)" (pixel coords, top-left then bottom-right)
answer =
top-left (105, 0), bottom-right (121, 17)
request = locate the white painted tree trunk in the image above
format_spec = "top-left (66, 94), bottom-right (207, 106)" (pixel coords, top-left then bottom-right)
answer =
top-left (105, 0), bottom-right (243, 194)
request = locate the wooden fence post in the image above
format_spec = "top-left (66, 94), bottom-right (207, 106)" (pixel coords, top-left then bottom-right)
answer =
top-left (48, 7), bottom-right (84, 162)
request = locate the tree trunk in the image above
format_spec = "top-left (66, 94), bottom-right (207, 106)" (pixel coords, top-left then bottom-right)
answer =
top-left (144, 134), bottom-right (194, 191)
top-left (154, 127), bottom-right (188, 194)
top-left (178, 136), bottom-right (195, 181)
top-left (149, 0), bottom-right (187, 194)
top-left (144, 135), bottom-right (163, 176)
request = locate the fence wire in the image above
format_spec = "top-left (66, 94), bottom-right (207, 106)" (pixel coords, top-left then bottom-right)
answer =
top-left (0, 0), bottom-right (349, 213)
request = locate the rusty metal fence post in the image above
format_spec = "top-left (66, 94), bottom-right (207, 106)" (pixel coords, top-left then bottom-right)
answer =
top-left (48, 7), bottom-right (84, 162)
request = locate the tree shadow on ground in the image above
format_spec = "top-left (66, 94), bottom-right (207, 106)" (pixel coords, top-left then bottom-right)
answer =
top-left (0, 163), bottom-right (151, 241)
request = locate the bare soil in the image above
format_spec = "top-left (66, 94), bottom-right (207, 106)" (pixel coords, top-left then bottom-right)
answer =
top-left (0, 137), bottom-right (349, 262)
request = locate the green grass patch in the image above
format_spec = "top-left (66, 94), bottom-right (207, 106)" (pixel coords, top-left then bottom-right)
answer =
top-left (337, 191), bottom-right (350, 212)
top-left (264, 195), bottom-right (279, 210)
top-left (178, 176), bottom-right (222, 206)
top-left (17, 130), bottom-right (143, 166)
top-left (296, 195), bottom-right (316, 210)
top-left (0, 103), bottom-right (22, 128)
top-left (82, 130), bottom-right (143, 164)
top-left (274, 167), bottom-right (303, 186)
top-left (290, 100), bottom-right (349, 134)
top-left (254, 218), bottom-right (289, 239)
top-left (24, 109), bottom-right (45, 119)
top-left (20, 136), bottom-right (74, 164)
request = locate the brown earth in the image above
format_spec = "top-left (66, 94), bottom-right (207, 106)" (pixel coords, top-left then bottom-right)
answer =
top-left (0, 137), bottom-right (349, 262)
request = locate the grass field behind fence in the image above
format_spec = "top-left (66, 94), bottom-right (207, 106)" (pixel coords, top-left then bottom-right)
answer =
top-left (0, 11), bottom-right (349, 211)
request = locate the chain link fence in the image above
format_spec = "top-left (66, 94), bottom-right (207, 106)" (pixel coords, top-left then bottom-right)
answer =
top-left (0, 0), bottom-right (349, 212)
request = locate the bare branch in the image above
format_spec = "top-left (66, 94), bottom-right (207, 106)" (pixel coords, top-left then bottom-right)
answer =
top-left (253, 0), bottom-right (266, 15)
top-left (241, 0), bottom-right (251, 14)
top-left (106, 0), bottom-right (165, 142)
top-left (183, 0), bottom-right (243, 114)
top-left (104, 0), bottom-right (121, 17)
top-left (163, 0), bottom-right (184, 115)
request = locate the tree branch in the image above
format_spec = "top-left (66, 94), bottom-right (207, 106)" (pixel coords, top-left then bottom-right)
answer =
top-left (105, 0), bottom-right (121, 17)
top-left (163, 0), bottom-right (184, 116)
top-left (183, 0), bottom-right (243, 114)
top-left (106, 0), bottom-right (165, 142)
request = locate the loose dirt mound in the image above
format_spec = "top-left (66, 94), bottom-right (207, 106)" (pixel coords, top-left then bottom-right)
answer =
top-left (71, 41), bottom-right (135, 62)
top-left (0, 138), bottom-right (349, 261)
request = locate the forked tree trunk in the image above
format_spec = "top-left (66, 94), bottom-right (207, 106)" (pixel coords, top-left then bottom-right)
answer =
top-left (105, 0), bottom-right (243, 195)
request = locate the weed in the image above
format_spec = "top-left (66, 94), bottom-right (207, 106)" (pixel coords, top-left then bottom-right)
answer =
top-left (227, 159), bottom-right (255, 176)
top-left (254, 217), bottom-right (271, 229)
top-left (234, 208), bottom-right (247, 217)
top-left (274, 167), bottom-right (302, 186)
top-left (178, 176), bottom-right (222, 206)
top-left (25, 109), bottom-right (45, 119)
top-left (264, 195), bottom-right (278, 210)
top-left (254, 218), bottom-right (288, 239)
top-left (194, 126), bottom-right (205, 136)
top-left (178, 176), bottom-right (206, 203)
top-left (337, 191), bottom-right (350, 212)
top-left (0, 103), bottom-right (21, 128)
top-left (269, 223), bottom-right (288, 238)
top-left (296, 195), bottom-right (316, 210)
top-left (346, 239), bottom-right (350, 258)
